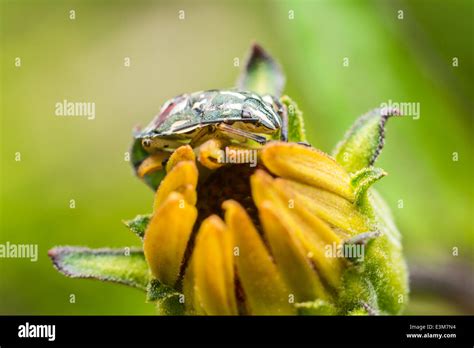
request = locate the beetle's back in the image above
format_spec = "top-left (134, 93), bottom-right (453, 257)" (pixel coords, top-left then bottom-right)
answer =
top-left (139, 90), bottom-right (281, 138)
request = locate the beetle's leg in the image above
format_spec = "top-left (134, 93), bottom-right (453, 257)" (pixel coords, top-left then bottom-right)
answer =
top-left (297, 141), bottom-right (311, 147)
top-left (216, 123), bottom-right (267, 145)
top-left (189, 127), bottom-right (212, 148)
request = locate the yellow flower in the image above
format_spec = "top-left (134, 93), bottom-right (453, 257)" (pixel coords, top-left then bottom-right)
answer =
top-left (142, 141), bottom-right (372, 315)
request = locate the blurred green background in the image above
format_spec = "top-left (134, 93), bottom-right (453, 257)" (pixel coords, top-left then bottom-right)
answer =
top-left (1, 0), bottom-right (473, 315)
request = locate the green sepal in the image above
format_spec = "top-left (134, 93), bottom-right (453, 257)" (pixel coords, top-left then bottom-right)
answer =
top-left (295, 299), bottom-right (337, 315)
top-left (333, 108), bottom-right (399, 173)
top-left (156, 294), bottom-right (185, 316)
top-left (342, 231), bottom-right (381, 264)
top-left (351, 167), bottom-right (387, 206)
top-left (280, 95), bottom-right (307, 143)
top-left (337, 190), bottom-right (409, 315)
top-left (123, 214), bottom-right (152, 240)
top-left (48, 247), bottom-right (150, 290)
top-left (147, 278), bottom-right (185, 315)
top-left (146, 278), bottom-right (179, 302)
top-left (337, 265), bottom-right (379, 315)
top-left (237, 43), bottom-right (285, 97)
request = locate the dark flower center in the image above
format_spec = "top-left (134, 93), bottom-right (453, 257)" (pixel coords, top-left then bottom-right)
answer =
top-left (196, 164), bottom-right (260, 229)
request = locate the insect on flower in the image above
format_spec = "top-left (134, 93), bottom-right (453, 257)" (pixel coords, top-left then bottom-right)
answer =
top-left (48, 43), bottom-right (409, 317)
top-left (130, 44), bottom-right (293, 190)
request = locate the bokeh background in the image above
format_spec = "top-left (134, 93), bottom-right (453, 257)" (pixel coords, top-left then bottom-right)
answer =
top-left (1, 0), bottom-right (473, 315)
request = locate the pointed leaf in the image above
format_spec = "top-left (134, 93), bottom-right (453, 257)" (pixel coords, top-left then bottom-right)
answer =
top-left (280, 95), bottom-right (307, 143)
top-left (237, 43), bottom-right (285, 97)
top-left (333, 108), bottom-right (399, 173)
top-left (123, 214), bottom-right (151, 240)
top-left (48, 247), bottom-right (150, 290)
top-left (351, 167), bottom-right (387, 206)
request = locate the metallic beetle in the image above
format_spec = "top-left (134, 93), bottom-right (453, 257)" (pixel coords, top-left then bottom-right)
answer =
top-left (131, 89), bottom-right (288, 189)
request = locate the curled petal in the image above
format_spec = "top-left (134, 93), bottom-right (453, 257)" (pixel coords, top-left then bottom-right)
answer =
top-left (198, 139), bottom-right (226, 170)
top-left (192, 215), bottom-right (238, 315)
top-left (259, 201), bottom-right (329, 302)
top-left (166, 145), bottom-right (196, 172)
top-left (144, 192), bottom-right (197, 286)
top-left (261, 142), bottom-right (354, 201)
top-left (274, 178), bottom-right (368, 235)
top-left (137, 152), bottom-right (169, 178)
top-left (223, 200), bottom-right (295, 315)
top-left (154, 161), bottom-right (198, 209)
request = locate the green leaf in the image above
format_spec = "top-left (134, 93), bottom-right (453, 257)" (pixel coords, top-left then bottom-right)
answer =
top-left (350, 167), bottom-right (386, 206)
top-left (333, 108), bottom-right (399, 173)
top-left (123, 214), bottom-right (151, 240)
top-left (237, 43), bottom-right (285, 97)
top-left (280, 95), bottom-right (307, 143)
top-left (48, 247), bottom-right (150, 290)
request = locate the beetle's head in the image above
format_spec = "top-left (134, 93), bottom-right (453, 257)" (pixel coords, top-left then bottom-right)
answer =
top-left (141, 135), bottom-right (183, 153)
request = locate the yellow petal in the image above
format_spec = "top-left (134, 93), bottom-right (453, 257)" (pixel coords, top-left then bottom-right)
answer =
top-left (166, 145), bottom-right (196, 172)
top-left (176, 184), bottom-right (197, 207)
top-left (198, 139), bottom-right (226, 170)
top-left (223, 200), bottom-right (296, 315)
top-left (251, 170), bottom-right (343, 288)
top-left (137, 152), bottom-right (169, 178)
top-left (259, 201), bottom-right (329, 302)
top-left (144, 192), bottom-right (197, 286)
top-left (261, 142), bottom-right (354, 201)
top-left (192, 215), bottom-right (238, 315)
top-left (182, 256), bottom-right (205, 315)
top-left (154, 161), bottom-right (198, 210)
top-left (274, 178), bottom-right (368, 235)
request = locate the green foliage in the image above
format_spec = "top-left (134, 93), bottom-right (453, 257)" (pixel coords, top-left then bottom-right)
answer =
top-left (155, 294), bottom-right (185, 316)
top-left (147, 278), bottom-right (185, 315)
top-left (123, 214), bottom-right (151, 240)
top-left (48, 247), bottom-right (150, 291)
top-left (330, 108), bottom-right (408, 315)
top-left (350, 167), bottom-right (386, 206)
top-left (280, 95), bottom-right (307, 143)
top-left (333, 108), bottom-right (398, 173)
top-left (237, 43), bottom-right (285, 97)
